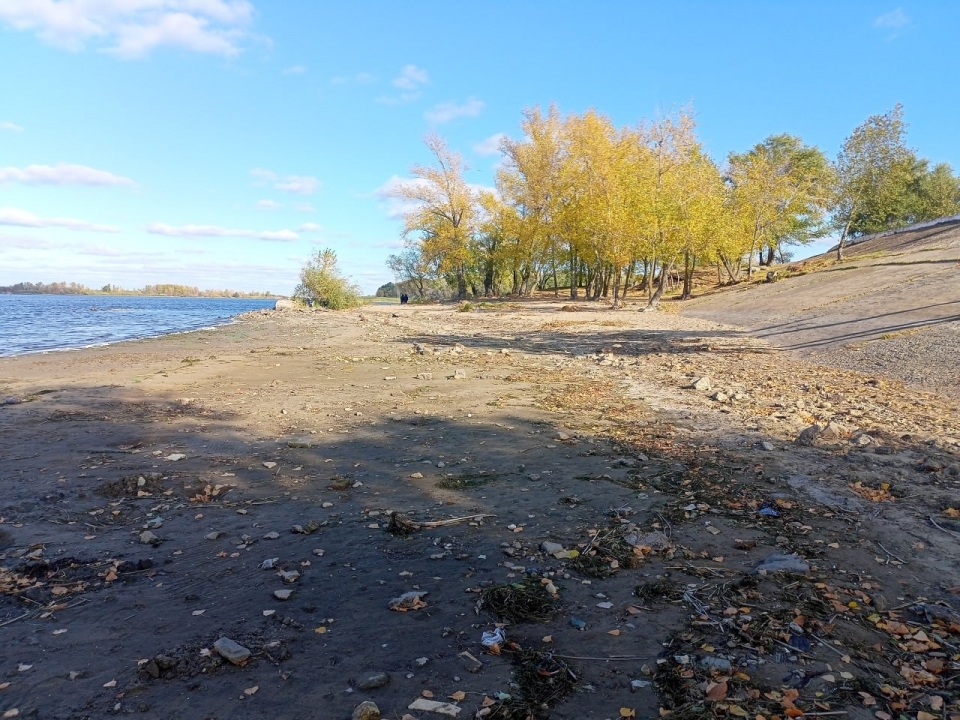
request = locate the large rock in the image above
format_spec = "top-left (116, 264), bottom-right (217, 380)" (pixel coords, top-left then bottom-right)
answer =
top-left (274, 299), bottom-right (296, 310)
top-left (357, 672), bottom-right (390, 690)
top-left (819, 421), bottom-right (847, 442)
top-left (213, 637), bottom-right (251, 665)
top-left (690, 377), bottom-right (712, 391)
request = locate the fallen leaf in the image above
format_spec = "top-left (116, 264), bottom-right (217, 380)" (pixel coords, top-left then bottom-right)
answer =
top-left (784, 710), bottom-right (804, 718)
top-left (314, 626), bottom-right (327, 634)
top-left (608, 629), bottom-right (621, 636)
top-left (917, 713), bottom-right (936, 720)
top-left (542, 635), bottom-right (553, 643)
top-left (626, 606), bottom-right (643, 615)
top-left (0, 682), bottom-right (9, 691)
top-left (728, 705), bottom-right (748, 717)
top-left (421, 689), bottom-right (434, 698)
top-left (706, 681), bottom-right (728, 701)
top-left (620, 709), bottom-right (636, 718)
top-left (2, 709), bottom-right (19, 718)
top-left (481, 696), bottom-right (495, 707)
top-left (450, 691), bottom-right (466, 701)
top-left (244, 686), bottom-right (258, 696)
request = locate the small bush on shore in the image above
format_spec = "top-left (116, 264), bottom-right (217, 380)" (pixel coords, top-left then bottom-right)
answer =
top-left (294, 248), bottom-right (362, 310)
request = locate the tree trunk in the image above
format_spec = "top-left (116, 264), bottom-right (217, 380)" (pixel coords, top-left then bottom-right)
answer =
top-left (764, 245), bottom-right (775, 266)
top-left (645, 259), bottom-right (675, 310)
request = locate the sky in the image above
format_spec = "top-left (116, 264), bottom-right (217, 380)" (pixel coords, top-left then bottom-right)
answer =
top-left (1, 1), bottom-right (959, 294)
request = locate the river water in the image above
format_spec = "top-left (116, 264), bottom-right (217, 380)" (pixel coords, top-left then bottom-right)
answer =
top-left (0, 294), bottom-right (276, 357)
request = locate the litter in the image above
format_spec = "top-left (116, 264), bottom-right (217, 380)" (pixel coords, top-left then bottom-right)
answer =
top-left (481, 627), bottom-right (506, 651)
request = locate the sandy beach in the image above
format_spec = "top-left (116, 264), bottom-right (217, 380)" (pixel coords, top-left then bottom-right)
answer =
top-left (1, 301), bottom-right (958, 720)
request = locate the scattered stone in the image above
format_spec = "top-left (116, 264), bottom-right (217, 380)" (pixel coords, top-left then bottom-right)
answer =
top-left (213, 637), bottom-right (251, 666)
top-left (711, 391), bottom-right (728, 403)
top-left (286, 438), bottom-right (315, 448)
top-left (139, 531), bottom-right (159, 545)
top-left (163, 453), bottom-right (186, 461)
top-left (699, 656), bottom-right (733, 673)
top-left (204, 531), bottom-right (224, 541)
top-left (262, 531), bottom-right (280, 540)
top-left (312, 548), bottom-right (325, 557)
top-left (415, 372), bottom-right (433, 380)
top-left (259, 558), bottom-right (279, 570)
top-left (410, 472), bottom-right (424, 479)
top-left (852, 433), bottom-right (874, 446)
top-left (795, 424), bottom-right (822, 446)
top-left (263, 461), bottom-right (277, 469)
top-left (457, 651), bottom-right (483, 673)
top-left (274, 589), bottom-right (294, 600)
top-left (352, 700), bottom-right (381, 720)
top-left (357, 672), bottom-right (390, 690)
top-left (407, 698), bottom-right (462, 717)
top-left (415, 657), bottom-right (429, 667)
top-left (3, 396), bottom-right (22, 405)
top-left (570, 617), bottom-right (587, 630)
top-left (760, 441), bottom-right (774, 451)
top-left (278, 570), bottom-right (300, 583)
top-left (753, 553), bottom-right (810, 575)
top-left (453, 369), bottom-right (467, 380)
top-left (690, 377), bottom-right (712, 391)
top-left (554, 431), bottom-right (572, 441)
top-left (541, 541), bottom-right (564, 556)
top-left (819, 421), bottom-right (846, 442)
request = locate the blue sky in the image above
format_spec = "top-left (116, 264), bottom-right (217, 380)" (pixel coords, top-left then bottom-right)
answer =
top-left (1, 1), bottom-right (958, 294)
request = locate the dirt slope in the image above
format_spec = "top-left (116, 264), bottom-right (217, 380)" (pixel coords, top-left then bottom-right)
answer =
top-left (681, 219), bottom-right (960, 395)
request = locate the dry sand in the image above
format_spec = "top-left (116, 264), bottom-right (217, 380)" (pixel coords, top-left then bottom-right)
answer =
top-left (1, 302), bottom-right (958, 720)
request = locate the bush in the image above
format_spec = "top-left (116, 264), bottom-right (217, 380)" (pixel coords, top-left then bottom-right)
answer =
top-left (457, 301), bottom-right (474, 312)
top-left (294, 249), bottom-right (362, 310)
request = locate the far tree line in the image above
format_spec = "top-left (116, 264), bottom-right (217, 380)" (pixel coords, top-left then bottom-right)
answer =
top-left (384, 103), bottom-right (959, 305)
top-left (0, 281), bottom-right (276, 298)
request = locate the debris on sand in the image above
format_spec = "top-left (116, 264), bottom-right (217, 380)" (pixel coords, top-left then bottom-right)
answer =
top-left (752, 553), bottom-right (810, 575)
top-left (389, 590), bottom-right (429, 612)
top-left (351, 700), bottom-right (381, 720)
top-left (407, 697), bottom-right (462, 716)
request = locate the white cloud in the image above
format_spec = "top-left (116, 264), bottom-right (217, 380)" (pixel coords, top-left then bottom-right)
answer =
top-left (146, 222), bottom-right (300, 242)
top-left (425, 97), bottom-right (485, 124)
top-left (392, 64), bottom-right (428, 90)
top-left (294, 202), bottom-right (315, 213)
top-left (473, 133), bottom-right (506, 156)
top-left (376, 92), bottom-right (422, 106)
top-left (355, 71), bottom-right (375, 85)
top-left (0, 0), bottom-right (255, 58)
top-left (874, 7), bottom-right (909, 29)
top-left (0, 162), bottom-right (135, 186)
top-left (283, 64), bottom-right (306, 75)
top-left (249, 168), bottom-right (320, 195)
top-left (297, 222), bottom-right (321, 232)
top-left (255, 199), bottom-right (281, 210)
top-left (0, 207), bottom-right (120, 232)
top-left (0, 121), bottom-right (22, 132)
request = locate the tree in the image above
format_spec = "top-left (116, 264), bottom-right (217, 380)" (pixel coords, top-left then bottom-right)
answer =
top-left (294, 248), bottom-right (362, 309)
top-left (727, 134), bottom-right (834, 276)
top-left (398, 134), bottom-right (477, 299)
top-left (833, 104), bottom-right (915, 259)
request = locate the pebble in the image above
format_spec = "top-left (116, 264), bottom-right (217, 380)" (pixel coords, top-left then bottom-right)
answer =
top-left (139, 531), bottom-right (159, 545)
top-left (263, 461), bottom-right (277, 469)
top-left (263, 531), bottom-right (280, 540)
top-left (357, 672), bottom-right (390, 690)
top-left (691, 376), bottom-right (712, 391)
top-left (274, 589), bottom-right (294, 600)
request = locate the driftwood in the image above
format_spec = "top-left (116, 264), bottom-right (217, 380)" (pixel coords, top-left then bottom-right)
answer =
top-left (388, 512), bottom-right (496, 535)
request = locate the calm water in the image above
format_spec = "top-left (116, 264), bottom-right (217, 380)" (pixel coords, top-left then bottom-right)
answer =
top-left (0, 294), bottom-right (277, 357)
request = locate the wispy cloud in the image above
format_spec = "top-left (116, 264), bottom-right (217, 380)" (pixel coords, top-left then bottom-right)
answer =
top-left (425, 97), bottom-right (485, 124)
top-left (377, 64), bottom-right (428, 104)
top-left (0, 121), bottom-right (22, 132)
top-left (392, 64), bottom-right (428, 90)
top-left (874, 7), bottom-right (909, 29)
top-left (297, 222), bottom-right (321, 232)
top-left (249, 168), bottom-right (320, 196)
top-left (283, 64), bottom-right (306, 75)
top-left (874, 7), bottom-right (909, 38)
top-left (473, 133), bottom-right (506, 156)
top-left (373, 174), bottom-right (428, 219)
top-left (146, 223), bottom-right (300, 242)
top-left (0, 163), bottom-right (135, 186)
top-left (0, 207), bottom-right (120, 233)
top-left (0, 0), bottom-right (257, 58)
top-left (255, 199), bottom-right (282, 210)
